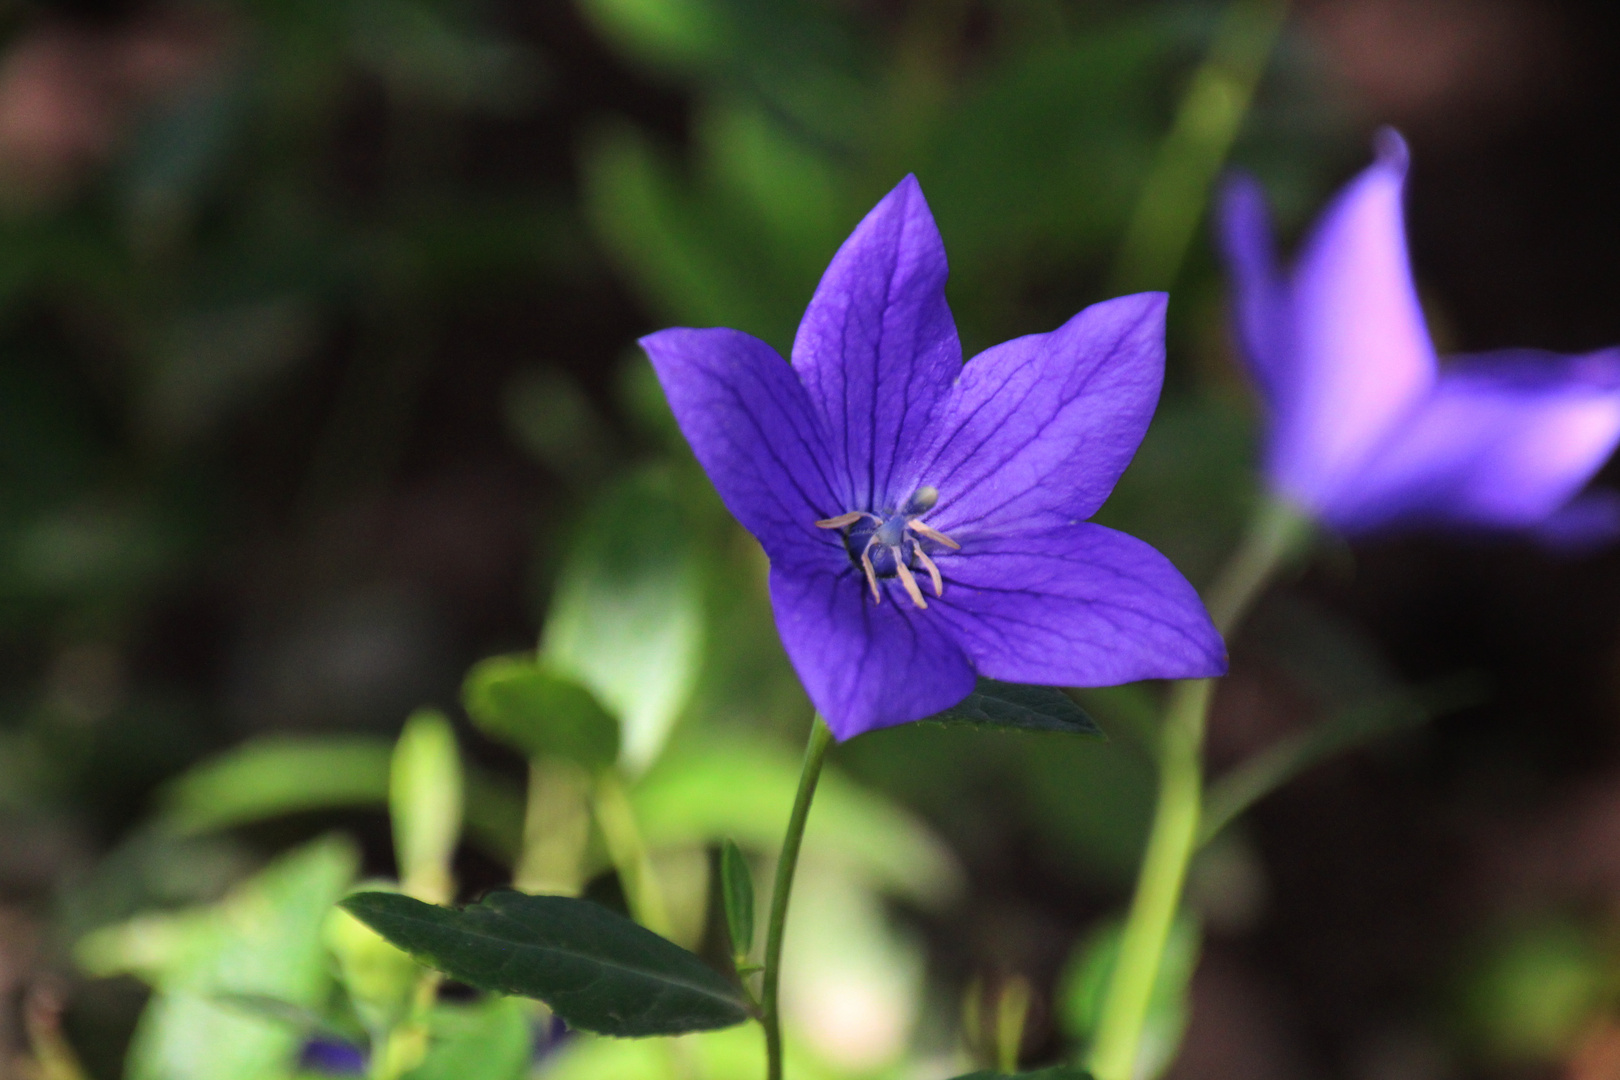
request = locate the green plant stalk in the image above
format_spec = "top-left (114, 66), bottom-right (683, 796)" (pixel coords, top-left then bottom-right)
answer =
top-left (515, 758), bottom-right (592, 895)
top-left (593, 768), bottom-right (674, 938)
top-left (1108, 0), bottom-right (1291, 293)
top-left (1087, 498), bottom-right (1308, 1080)
top-left (761, 714), bottom-right (835, 1080)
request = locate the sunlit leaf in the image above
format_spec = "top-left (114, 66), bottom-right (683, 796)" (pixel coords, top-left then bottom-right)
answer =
top-left (631, 733), bottom-right (961, 906)
top-left (341, 890), bottom-right (751, 1037)
top-left (462, 654), bottom-right (620, 771)
top-left (78, 835), bottom-right (357, 1080)
top-left (919, 680), bottom-right (1102, 738)
top-left (156, 736), bottom-right (522, 864)
top-left (391, 708), bottom-right (464, 903)
top-left (404, 997), bottom-right (534, 1080)
top-left (543, 467), bottom-right (704, 774)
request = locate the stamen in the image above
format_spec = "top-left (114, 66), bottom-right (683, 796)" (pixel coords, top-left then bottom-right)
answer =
top-left (817, 511), bottom-right (872, 530)
top-left (908, 519), bottom-right (961, 550)
top-left (859, 540), bottom-right (882, 603)
top-left (891, 547), bottom-right (928, 609)
top-left (913, 545), bottom-right (945, 598)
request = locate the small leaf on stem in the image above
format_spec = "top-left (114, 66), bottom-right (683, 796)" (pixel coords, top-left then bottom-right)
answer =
top-left (919, 680), bottom-right (1102, 738)
top-left (719, 839), bottom-right (755, 964)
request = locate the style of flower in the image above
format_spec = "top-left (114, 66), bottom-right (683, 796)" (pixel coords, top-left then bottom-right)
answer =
top-left (1219, 129), bottom-right (1620, 542)
top-left (642, 176), bottom-right (1226, 740)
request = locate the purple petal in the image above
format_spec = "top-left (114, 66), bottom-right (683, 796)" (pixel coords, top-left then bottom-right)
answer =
top-left (1216, 172), bottom-right (1291, 408)
top-left (642, 327), bottom-right (847, 572)
top-left (1271, 129), bottom-right (1437, 509)
top-left (790, 175), bottom-right (962, 514)
top-left (926, 524), bottom-right (1226, 686)
top-left (908, 293), bottom-right (1168, 537)
top-left (769, 564), bottom-right (977, 740)
top-left (1324, 348), bottom-right (1620, 534)
top-left (1533, 491), bottom-right (1620, 552)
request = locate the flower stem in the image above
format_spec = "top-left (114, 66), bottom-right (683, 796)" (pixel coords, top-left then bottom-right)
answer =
top-left (1087, 498), bottom-right (1308, 1080)
top-left (761, 714), bottom-right (835, 1080)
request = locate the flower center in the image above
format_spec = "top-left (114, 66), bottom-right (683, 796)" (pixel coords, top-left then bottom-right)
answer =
top-left (814, 487), bottom-right (960, 609)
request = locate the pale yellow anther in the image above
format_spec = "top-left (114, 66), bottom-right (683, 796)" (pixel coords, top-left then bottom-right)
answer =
top-left (891, 547), bottom-right (928, 609)
top-left (913, 545), bottom-right (944, 598)
top-left (907, 519), bottom-right (960, 550)
top-left (859, 542), bottom-right (882, 603)
top-left (816, 511), bottom-right (870, 530)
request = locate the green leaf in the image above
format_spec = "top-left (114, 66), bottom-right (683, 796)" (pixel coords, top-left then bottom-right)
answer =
top-left (404, 997), bottom-right (534, 1080)
top-left (631, 734), bottom-right (961, 907)
top-left (341, 890), bottom-right (752, 1037)
top-left (543, 467), bottom-right (704, 773)
top-left (947, 1070), bottom-right (1095, 1079)
top-left (391, 708), bottom-right (464, 903)
top-left (462, 654), bottom-right (620, 771)
top-left (919, 680), bottom-right (1102, 738)
top-left (79, 836), bottom-right (358, 1080)
top-left (719, 839), bottom-right (754, 961)
top-left (155, 736), bottom-right (524, 864)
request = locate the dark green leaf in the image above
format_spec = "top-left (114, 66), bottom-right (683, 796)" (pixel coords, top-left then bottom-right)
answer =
top-left (463, 654), bottom-right (620, 771)
top-left (947, 1069), bottom-right (1095, 1079)
top-left (919, 680), bottom-right (1102, 738)
top-left (340, 890), bottom-right (752, 1037)
top-left (719, 839), bottom-right (754, 961)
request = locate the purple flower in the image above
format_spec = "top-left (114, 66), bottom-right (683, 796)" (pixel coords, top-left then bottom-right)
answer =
top-left (641, 177), bottom-right (1226, 739)
top-left (1219, 129), bottom-right (1620, 542)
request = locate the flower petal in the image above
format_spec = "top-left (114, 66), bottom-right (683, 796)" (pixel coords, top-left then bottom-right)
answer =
top-left (642, 327), bottom-right (846, 571)
top-left (1325, 348), bottom-right (1620, 534)
top-left (913, 293), bottom-right (1168, 536)
top-left (927, 524), bottom-right (1226, 686)
top-left (791, 175), bottom-right (962, 513)
top-left (1216, 172), bottom-right (1291, 409)
top-left (1274, 128), bottom-right (1437, 509)
top-left (769, 564), bottom-right (977, 741)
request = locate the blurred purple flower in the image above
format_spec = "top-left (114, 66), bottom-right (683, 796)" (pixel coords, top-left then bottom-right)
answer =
top-left (1219, 129), bottom-right (1620, 542)
top-left (642, 176), bottom-right (1225, 739)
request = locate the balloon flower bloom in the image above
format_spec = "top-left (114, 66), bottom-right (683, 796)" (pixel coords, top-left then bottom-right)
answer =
top-left (643, 177), bottom-right (1225, 739)
top-left (1219, 130), bottom-right (1620, 541)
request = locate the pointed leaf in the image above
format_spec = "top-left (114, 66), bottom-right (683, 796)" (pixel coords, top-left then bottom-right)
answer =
top-left (340, 890), bottom-right (751, 1037)
top-left (919, 680), bottom-right (1102, 737)
top-left (719, 839), bottom-right (754, 961)
top-left (391, 708), bottom-right (464, 904)
top-left (463, 654), bottom-right (620, 771)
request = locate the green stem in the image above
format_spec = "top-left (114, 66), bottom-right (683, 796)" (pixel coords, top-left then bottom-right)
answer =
top-left (1108, 0), bottom-right (1291, 293)
top-left (1087, 498), bottom-right (1307, 1080)
top-left (761, 715), bottom-right (835, 1080)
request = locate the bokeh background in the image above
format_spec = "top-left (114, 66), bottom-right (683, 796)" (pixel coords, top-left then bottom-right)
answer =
top-left (4, 0), bottom-right (1620, 1078)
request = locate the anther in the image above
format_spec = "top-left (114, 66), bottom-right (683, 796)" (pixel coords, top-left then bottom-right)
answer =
top-left (892, 548), bottom-right (928, 609)
top-left (817, 511), bottom-right (873, 530)
top-left (913, 545), bottom-right (945, 597)
top-left (907, 520), bottom-right (960, 550)
top-left (859, 541), bottom-right (882, 602)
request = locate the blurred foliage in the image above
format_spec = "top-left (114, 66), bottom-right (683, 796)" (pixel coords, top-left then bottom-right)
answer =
top-left (0, 0), bottom-right (1506, 1076)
